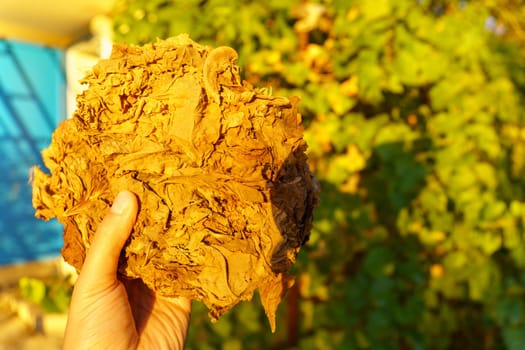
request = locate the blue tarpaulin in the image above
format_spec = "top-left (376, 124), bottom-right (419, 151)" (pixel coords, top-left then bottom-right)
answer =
top-left (0, 39), bottom-right (65, 265)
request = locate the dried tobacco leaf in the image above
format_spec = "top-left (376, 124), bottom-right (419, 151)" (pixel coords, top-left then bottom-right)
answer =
top-left (32, 34), bottom-right (319, 331)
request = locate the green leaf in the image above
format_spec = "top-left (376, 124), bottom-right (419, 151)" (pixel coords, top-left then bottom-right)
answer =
top-left (503, 326), bottom-right (525, 350)
top-left (443, 251), bottom-right (468, 271)
top-left (210, 315), bottom-right (232, 339)
top-left (467, 259), bottom-right (497, 301)
top-left (363, 246), bottom-right (395, 278)
top-left (477, 231), bottom-right (502, 256)
top-left (235, 302), bottom-right (261, 333)
top-left (19, 277), bottom-right (46, 305)
top-left (482, 201), bottom-right (506, 221)
top-left (496, 297), bottom-right (524, 326)
top-left (221, 339), bottom-right (242, 350)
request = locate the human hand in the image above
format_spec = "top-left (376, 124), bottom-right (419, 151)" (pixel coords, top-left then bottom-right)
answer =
top-left (63, 191), bottom-right (191, 350)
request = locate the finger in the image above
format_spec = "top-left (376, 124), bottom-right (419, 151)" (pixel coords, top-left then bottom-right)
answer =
top-left (80, 191), bottom-right (139, 285)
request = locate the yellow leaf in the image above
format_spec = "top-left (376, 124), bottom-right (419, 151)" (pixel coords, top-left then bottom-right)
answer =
top-left (341, 76), bottom-right (359, 97)
top-left (345, 144), bottom-right (366, 172)
top-left (341, 174), bottom-right (360, 194)
top-left (430, 264), bottom-right (445, 278)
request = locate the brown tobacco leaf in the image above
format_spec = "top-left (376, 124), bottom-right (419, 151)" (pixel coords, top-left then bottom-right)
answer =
top-left (32, 34), bottom-right (319, 331)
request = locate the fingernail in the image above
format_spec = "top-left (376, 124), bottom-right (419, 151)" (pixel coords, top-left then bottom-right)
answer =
top-left (111, 192), bottom-right (129, 215)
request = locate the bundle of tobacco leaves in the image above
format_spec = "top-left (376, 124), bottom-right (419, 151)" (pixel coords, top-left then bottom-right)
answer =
top-left (32, 34), bottom-right (319, 331)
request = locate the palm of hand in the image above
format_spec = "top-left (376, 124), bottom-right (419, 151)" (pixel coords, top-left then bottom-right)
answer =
top-left (62, 191), bottom-right (190, 350)
top-left (125, 278), bottom-right (191, 349)
top-left (64, 276), bottom-right (189, 349)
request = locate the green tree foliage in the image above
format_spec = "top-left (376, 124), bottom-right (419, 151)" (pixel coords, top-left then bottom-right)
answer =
top-left (19, 277), bottom-right (72, 314)
top-left (112, 0), bottom-right (525, 348)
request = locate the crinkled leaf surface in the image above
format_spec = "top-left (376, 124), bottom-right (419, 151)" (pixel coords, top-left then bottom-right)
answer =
top-left (32, 34), bottom-right (319, 331)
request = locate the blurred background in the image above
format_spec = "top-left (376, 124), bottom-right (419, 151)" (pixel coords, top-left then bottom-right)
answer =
top-left (2, 0), bottom-right (525, 349)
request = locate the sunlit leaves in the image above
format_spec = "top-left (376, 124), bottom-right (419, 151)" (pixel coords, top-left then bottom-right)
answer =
top-left (112, 0), bottom-right (525, 348)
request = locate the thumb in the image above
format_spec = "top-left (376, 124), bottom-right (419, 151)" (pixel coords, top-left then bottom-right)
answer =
top-left (79, 191), bottom-right (139, 287)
